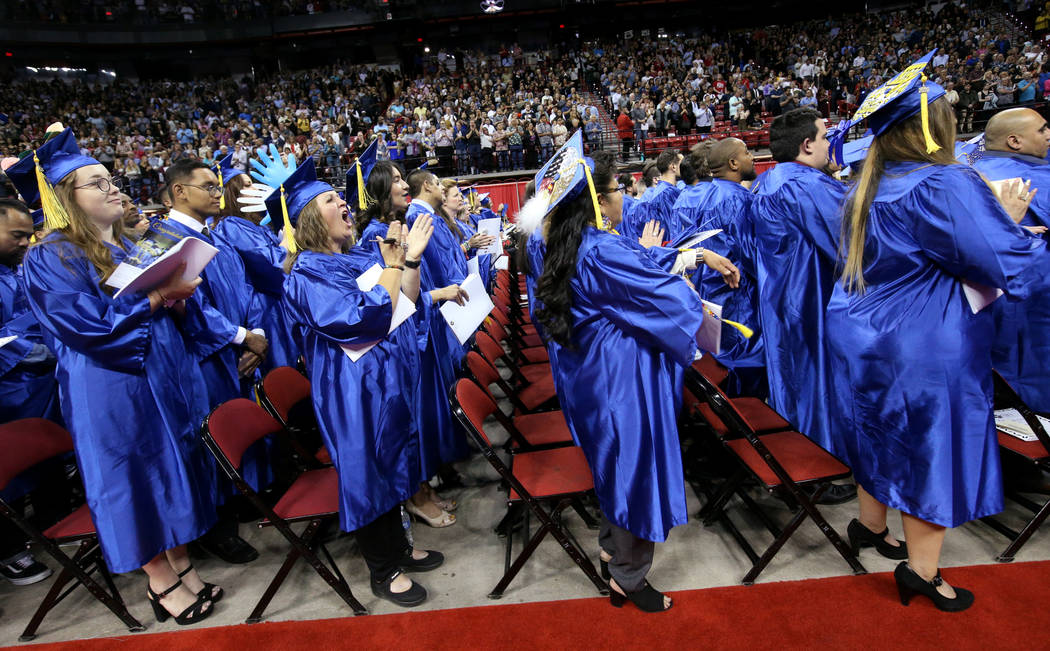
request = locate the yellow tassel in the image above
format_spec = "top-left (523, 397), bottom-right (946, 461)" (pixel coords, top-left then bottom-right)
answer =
top-left (217, 167), bottom-right (225, 212)
top-left (704, 306), bottom-right (754, 339)
top-left (580, 159), bottom-right (605, 230)
top-left (280, 184), bottom-right (297, 254)
top-left (355, 161), bottom-right (367, 211)
top-left (33, 152), bottom-right (70, 231)
top-left (919, 75), bottom-right (941, 155)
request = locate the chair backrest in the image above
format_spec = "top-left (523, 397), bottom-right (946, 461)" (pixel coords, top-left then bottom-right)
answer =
top-left (993, 371), bottom-right (1050, 454)
top-left (465, 350), bottom-right (501, 389)
top-left (482, 317), bottom-right (507, 344)
top-left (693, 356), bottom-right (730, 388)
top-left (476, 330), bottom-right (507, 367)
top-left (204, 399), bottom-right (284, 471)
top-left (450, 379), bottom-right (499, 447)
top-left (260, 366), bottom-right (311, 422)
top-left (0, 419), bottom-right (72, 491)
top-left (684, 366), bottom-right (755, 440)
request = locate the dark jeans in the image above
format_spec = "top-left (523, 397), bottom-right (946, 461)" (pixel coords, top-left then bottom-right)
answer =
top-left (540, 143), bottom-right (553, 161)
top-left (509, 145), bottom-right (523, 169)
top-left (621, 137), bottom-right (634, 159)
top-left (436, 146), bottom-right (453, 175)
top-left (480, 147), bottom-right (493, 172)
top-left (354, 506), bottom-right (411, 584)
top-left (496, 149), bottom-right (509, 171)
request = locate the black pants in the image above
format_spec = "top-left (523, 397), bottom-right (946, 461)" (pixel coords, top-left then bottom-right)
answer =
top-left (598, 514), bottom-right (653, 592)
top-left (354, 506), bottom-right (410, 584)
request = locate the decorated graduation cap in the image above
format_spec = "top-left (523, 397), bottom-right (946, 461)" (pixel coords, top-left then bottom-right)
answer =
top-left (211, 153), bottom-right (248, 212)
top-left (516, 130), bottom-right (604, 235)
top-left (6, 124), bottom-right (100, 231)
top-left (831, 50), bottom-right (946, 165)
top-left (345, 138), bottom-right (378, 212)
top-left (955, 134), bottom-right (985, 165)
top-left (263, 157), bottom-right (332, 254)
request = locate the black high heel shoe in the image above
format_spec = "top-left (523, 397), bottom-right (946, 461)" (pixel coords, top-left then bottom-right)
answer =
top-left (608, 580), bottom-right (672, 612)
top-left (177, 563), bottom-right (224, 603)
top-left (847, 519), bottom-right (908, 560)
top-left (894, 562), bottom-right (974, 612)
top-left (147, 579), bottom-right (214, 625)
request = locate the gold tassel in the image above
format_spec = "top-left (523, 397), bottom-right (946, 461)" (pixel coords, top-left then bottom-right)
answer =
top-left (919, 74), bottom-right (941, 154)
top-left (355, 161), bottom-right (367, 211)
top-left (704, 306), bottom-right (754, 339)
top-left (280, 184), bottom-right (297, 253)
top-left (33, 152), bottom-right (70, 231)
top-left (217, 167), bottom-right (225, 212)
top-left (580, 159), bottom-right (605, 231)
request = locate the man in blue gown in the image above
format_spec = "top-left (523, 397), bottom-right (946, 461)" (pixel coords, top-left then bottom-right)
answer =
top-left (620, 150), bottom-right (685, 242)
top-left (745, 107), bottom-right (854, 503)
top-left (973, 108), bottom-right (1050, 412)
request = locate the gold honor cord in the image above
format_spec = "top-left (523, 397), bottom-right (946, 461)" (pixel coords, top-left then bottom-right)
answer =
top-left (279, 184), bottom-right (297, 253)
top-left (356, 162), bottom-right (367, 211)
top-left (703, 305), bottom-right (754, 339)
top-left (217, 167), bottom-right (225, 211)
top-left (920, 74), bottom-right (941, 154)
top-left (33, 152), bottom-right (70, 231)
top-left (579, 159), bottom-right (605, 231)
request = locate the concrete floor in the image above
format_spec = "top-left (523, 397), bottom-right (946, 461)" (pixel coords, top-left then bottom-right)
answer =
top-left (2, 419), bottom-right (1048, 645)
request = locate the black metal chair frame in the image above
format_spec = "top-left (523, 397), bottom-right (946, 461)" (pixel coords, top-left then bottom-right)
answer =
top-left (200, 408), bottom-right (367, 622)
top-left (684, 367), bottom-right (866, 584)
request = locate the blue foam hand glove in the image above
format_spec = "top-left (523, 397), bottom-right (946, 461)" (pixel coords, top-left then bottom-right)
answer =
top-left (249, 144), bottom-right (298, 188)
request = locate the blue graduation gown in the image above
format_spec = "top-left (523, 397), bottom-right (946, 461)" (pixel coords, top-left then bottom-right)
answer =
top-left (620, 180), bottom-right (685, 243)
top-left (973, 151), bottom-right (1050, 411)
top-left (22, 234), bottom-right (217, 572)
top-left (0, 265), bottom-right (59, 422)
top-left (283, 249), bottom-right (425, 530)
top-left (539, 227), bottom-right (704, 542)
top-left (211, 216), bottom-right (298, 371)
top-left (746, 162), bottom-right (846, 451)
top-left (455, 217), bottom-right (493, 290)
top-left (826, 162), bottom-right (1050, 527)
top-left (673, 179), bottom-right (764, 370)
top-left (669, 180), bottom-right (716, 232)
top-left (360, 215), bottom-right (469, 473)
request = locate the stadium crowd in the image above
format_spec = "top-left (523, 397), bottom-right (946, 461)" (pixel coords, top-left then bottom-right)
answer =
top-left (3, 0), bottom-right (368, 24)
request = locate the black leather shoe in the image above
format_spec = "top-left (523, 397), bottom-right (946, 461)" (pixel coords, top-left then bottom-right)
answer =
top-left (847, 519), bottom-right (908, 560)
top-left (894, 562), bottom-right (974, 612)
top-left (197, 532), bottom-right (259, 564)
top-left (810, 483), bottom-right (857, 505)
top-left (400, 549), bottom-right (444, 573)
top-left (371, 570), bottom-right (427, 607)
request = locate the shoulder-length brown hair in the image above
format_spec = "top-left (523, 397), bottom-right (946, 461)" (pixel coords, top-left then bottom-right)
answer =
top-left (49, 170), bottom-right (126, 291)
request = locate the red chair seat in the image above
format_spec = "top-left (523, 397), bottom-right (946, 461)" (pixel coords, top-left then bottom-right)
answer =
top-left (43, 504), bottom-right (95, 541)
top-left (698, 399), bottom-right (790, 436)
top-left (519, 374), bottom-right (556, 410)
top-left (509, 446), bottom-right (594, 500)
top-left (521, 346), bottom-right (549, 363)
top-left (520, 363), bottom-right (552, 384)
top-left (726, 431), bottom-right (849, 487)
top-left (521, 333), bottom-right (543, 348)
top-left (512, 411), bottom-right (575, 448)
top-left (998, 430), bottom-right (1050, 460)
top-left (265, 466), bottom-right (339, 523)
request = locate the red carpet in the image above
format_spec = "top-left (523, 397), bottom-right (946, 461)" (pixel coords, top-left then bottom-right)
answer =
top-left (15, 561), bottom-right (1050, 650)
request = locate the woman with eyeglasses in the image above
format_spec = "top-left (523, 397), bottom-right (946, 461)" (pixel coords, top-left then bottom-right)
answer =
top-left (8, 128), bottom-right (220, 626)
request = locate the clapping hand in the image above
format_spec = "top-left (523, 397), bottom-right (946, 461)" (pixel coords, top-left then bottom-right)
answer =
top-left (406, 216), bottom-right (435, 260)
top-left (377, 221), bottom-right (407, 267)
top-left (638, 220), bottom-right (666, 249)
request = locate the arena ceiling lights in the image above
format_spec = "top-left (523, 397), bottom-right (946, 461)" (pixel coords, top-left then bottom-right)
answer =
top-left (480, 0), bottom-right (504, 13)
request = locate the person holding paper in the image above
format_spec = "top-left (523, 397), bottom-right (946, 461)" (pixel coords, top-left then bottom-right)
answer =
top-left (8, 127), bottom-right (220, 625)
top-left (441, 180), bottom-right (493, 288)
top-left (826, 55), bottom-right (1050, 611)
top-left (356, 162), bottom-right (470, 527)
top-left (528, 147), bottom-right (729, 614)
top-left (212, 151), bottom-right (299, 373)
top-left (278, 158), bottom-right (454, 608)
top-left (973, 109), bottom-right (1050, 412)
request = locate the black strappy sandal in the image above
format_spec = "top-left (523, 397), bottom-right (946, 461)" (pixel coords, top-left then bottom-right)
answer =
top-left (177, 563), bottom-right (224, 602)
top-left (146, 579), bottom-right (214, 625)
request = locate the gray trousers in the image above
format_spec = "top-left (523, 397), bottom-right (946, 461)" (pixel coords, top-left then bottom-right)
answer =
top-left (599, 514), bottom-right (654, 592)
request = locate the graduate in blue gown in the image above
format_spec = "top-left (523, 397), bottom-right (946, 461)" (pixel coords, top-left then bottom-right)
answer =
top-left (276, 157), bottom-right (455, 607)
top-left (8, 127), bottom-right (219, 624)
top-left (745, 107), bottom-right (847, 454)
top-left (525, 140), bottom-right (739, 613)
top-left (971, 108), bottom-right (1050, 412)
top-left (211, 152), bottom-right (298, 372)
top-left (355, 162), bottom-right (468, 527)
top-left (619, 150), bottom-right (685, 242)
top-left (826, 55), bottom-right (1050, 611)
top-left (0, 199), bottom-right (59, 423)
top-left (447, 183), bottom-right (495, 290)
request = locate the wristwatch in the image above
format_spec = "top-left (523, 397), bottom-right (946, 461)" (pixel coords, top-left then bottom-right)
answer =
top-left (405, 258), bottom-right (421, 269)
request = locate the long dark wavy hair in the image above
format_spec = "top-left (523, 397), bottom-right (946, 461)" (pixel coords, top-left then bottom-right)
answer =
top-left (534, 150), bottom-right (616, 348)
top-left (355, 160), bottom-right (406, 236)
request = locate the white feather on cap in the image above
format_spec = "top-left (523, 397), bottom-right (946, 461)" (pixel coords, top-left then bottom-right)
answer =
top-left (514, 194), bottom-right (548, 236)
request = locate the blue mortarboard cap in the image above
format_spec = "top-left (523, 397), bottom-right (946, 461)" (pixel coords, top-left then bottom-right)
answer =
top-left (831, 50), bottom-right (945, 164)
top-left (264, 157), bottom-right (332, 252)
top-left (31, 209), bottom-right (45, 230)
top-left (532, 130), bottom-right (604, 226)
top-left (842, 134), bottom-right (874, 167)
top-left (6, 128), bottom-right (99, 209)
top-left (346, 139), bottom-right (378, 211)
top-left (211, 152), bottom-right (248, 212)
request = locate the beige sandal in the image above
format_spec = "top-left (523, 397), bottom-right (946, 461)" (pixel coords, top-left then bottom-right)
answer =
top-left (405, 501), bottom-right (456, 528)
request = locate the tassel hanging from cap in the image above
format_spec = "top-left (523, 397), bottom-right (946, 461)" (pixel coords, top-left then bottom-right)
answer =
top-left (355, 161), bottom-right (367, 211)
top-left (217, 167), bottom-right (226, 212)
top-left (33, 152), bottom-right (70, 231)
top-left (919, 74), bottom-right (941, 155)
top-left (579, 158), bottom-right (606, 231)
top-left (279, 184), bottom-right (297, 254)
top-left (703, 305), bottom-right (754, 339)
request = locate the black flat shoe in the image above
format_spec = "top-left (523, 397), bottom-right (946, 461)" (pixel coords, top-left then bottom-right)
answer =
top-left (609, 580), bottom-right (672, 612)
top-left (400, 549), bottom-right (444, 573)
top-left (371, 570), bottom-right (427, 607)
top-left (847, 519), bottom-right (908, 560)
top-left (197, 532), bottom-right (259, 564)
top-left (146, 579), bottom-right (214, 625)
top-left (894, 562), bottom-right (974, 612)
top-left (176, 563), bottom-right (224, 603)
top-left (811, 483), bottom-right (857, 505)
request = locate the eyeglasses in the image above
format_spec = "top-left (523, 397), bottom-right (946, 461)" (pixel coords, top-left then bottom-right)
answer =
top-left (181, 183), bottom-right (223, 197)
top-left (601, 184), bottom-right (625, 195)
top-left (74, 177), bottom-right (122, 193)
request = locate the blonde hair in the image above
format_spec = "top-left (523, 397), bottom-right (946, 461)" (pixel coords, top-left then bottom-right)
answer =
top-left (840, 97), bottom-right (959, 293)
top-left (282, 196), bottom-right (349, 272)
top-left (437, 178), bottom-right (464, 238)
top-left (50, 171), bottom-right (126, 291)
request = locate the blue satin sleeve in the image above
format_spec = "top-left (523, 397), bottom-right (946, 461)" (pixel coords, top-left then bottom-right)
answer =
top-left (283, 264), bottom-right (394, 345)
top-left (417, 218), bottom-right (468, 288)
top-left (783, 178), bottom-right (844, 263)
top-left (0, 294), bottom-right (36, 375)
top-left (212, 217), bottom-right (286, 296)
top-left (644, 245), bottom-right (680, 272)
top-left (913, 168), bottom-right (1049, 299)
top-left (181, 294), bottom-right (238, 360)
top-left (22, 243), bottom-right (151, 373)
top-left (581, 237), bottom-right (702, 367)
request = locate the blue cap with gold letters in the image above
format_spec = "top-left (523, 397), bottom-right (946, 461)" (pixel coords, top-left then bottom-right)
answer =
top-left (264, 157), bottom-right (332, 253)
